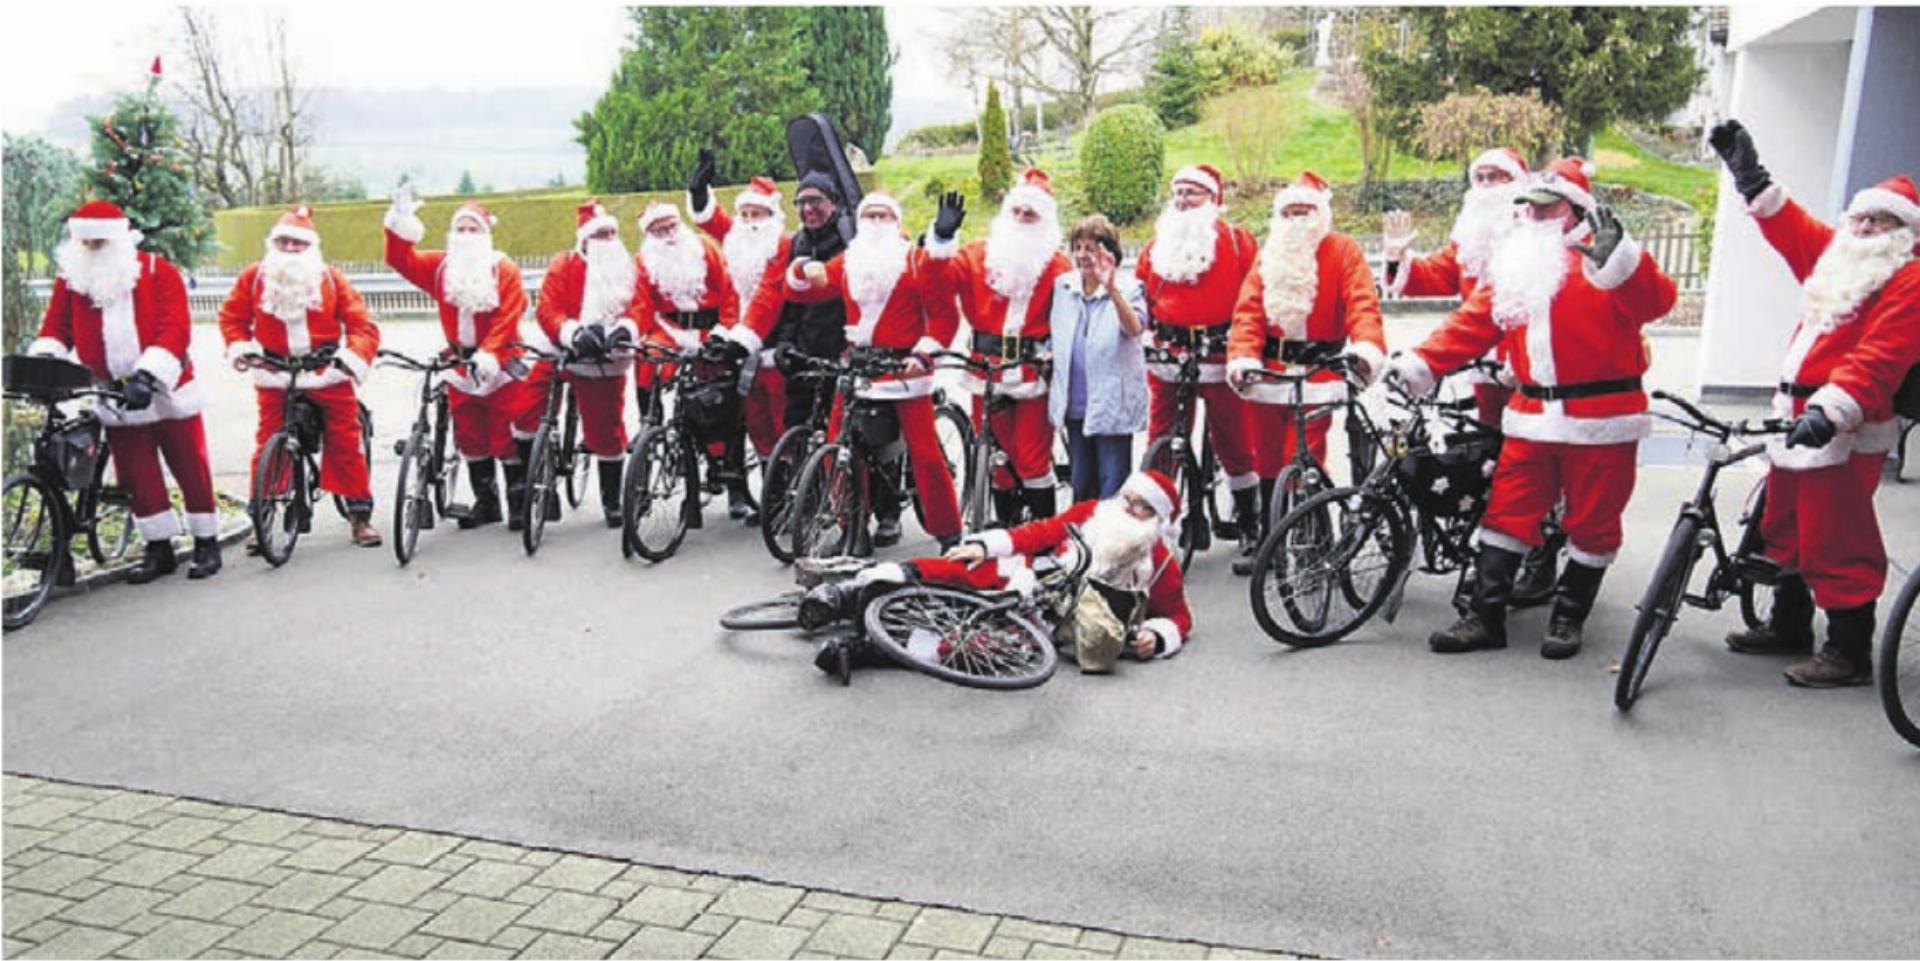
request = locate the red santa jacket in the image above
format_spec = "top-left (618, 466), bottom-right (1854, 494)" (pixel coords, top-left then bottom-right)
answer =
top-left (1386, 241), bottom-right (1484, 301)
top-left (1404, 237), bottom-right (1676, 445)
top-left (535, 250), bottom-right (642, 379)
top-left (383, 228), bottom-right (526, 396)
top-left (922, 235), bottom-right (1072, 399)
top-left (970, 498), bottom-right (1194, 655)
top-left (694, 205), bottom-right (794, 358)
top-left (217, 265), bottom-right (381, 391)
top-left (1748, 184), bottom-right (1920, 471)
top-left (626, 235), bottom-right (741, 354)
top-left (1226, 232), bottom-right (1387, 406)
top-left (788, 242), bottom-right (958, 400)
top-left (33, 252), bottom-right (204, 427)
top-left (1136, 219), bottom-right (1259, 384)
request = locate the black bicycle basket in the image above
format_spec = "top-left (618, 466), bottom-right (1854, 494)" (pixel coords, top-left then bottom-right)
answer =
top-left (682, 376), bottom-right (741, 443)
top-left (42, 419), bottom-right (104, 489)
top-left (1398, 430), bottom-right (1502, 518)
top-left (844, 402), bottom-right (904, 460)
top-left (4, 355), bottom-right (94, 401)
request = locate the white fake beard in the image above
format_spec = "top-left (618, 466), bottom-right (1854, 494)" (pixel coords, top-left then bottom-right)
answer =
top-left (1451, 184), bottom-right (1524, 279)
top-left (640, 228), bottom-right (709, 311)
top-left (1083, 499), bottom-right (1161, 587)
top-left (983, 213), bottom-right (1062, 299)
top-left (844, 225), bottom-right (911, 306)
top-left (1802, 226), bottom-right (1915, 328)
top-left (56, 235), bottom-right (141, 302)
top-left (1258, 208), bottom-right (1329, 338)
top-left (580, 237), bottom-right (637, 324)
top-left (260, 246), bottom-right (326, 322)
top-left (721, 217), bottom-right (785, 300)
top-left (1488, 218), bottom-right (1571, 330)
top-left (1150, 203), bottom-right (1221, 284)
top-left (443, 232), bottom-right (501, 313)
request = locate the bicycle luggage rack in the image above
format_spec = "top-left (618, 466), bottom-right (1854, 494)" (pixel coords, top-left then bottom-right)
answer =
top-left (4, 355), bottom-right (94, 401)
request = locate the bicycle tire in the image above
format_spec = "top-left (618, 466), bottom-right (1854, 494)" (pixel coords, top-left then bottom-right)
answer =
top-left (791, 443), bottom-right (862, 561)
top-left (623, 426), bottom-right (691, 562)
top-left (1876, 566), bottom-right (1920, 748)
top-left (83, 487), bottom-right (135, 566)
top-left (719, 593), bottom-right (806, 631)
top-left (1734, 478), bottom-right (1772, 632)
top-left (1264, 465), bottom-right (1332, 631)
top-left (862, 586), bottom-right (1058, 690)
top-left (934, 401), bottom-right (978, 529)
top-left (1141, 436), bottom-right (1201, 570)
top-left (333, 404), bottom-right (374, 520)
top-left (523, 423), bottom-right (559, 557)
top-left (252, 432), bottom-right (303, 568)
top-left (3, 473), bottom-right (67, 631)
top-left (561, 388), bottom-right (588, 509)
top-left (393, 427), bottom-right (429, 566)
top-left (1250, 485), bottom-right (1407, 648)
top-left (760, 427), bottom-right (813, 564)
top-left (1616, 514), bottom-right (1704, 711)
top-left (430, 392), bottom-right (459, 518)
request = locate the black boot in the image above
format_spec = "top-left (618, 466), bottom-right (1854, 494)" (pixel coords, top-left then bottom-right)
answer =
top-left (502, 459), bottom-right (528, 532)
top-left (1785, 603), bottom-right (1875, 688)
top-left (1023, 484), bottom-right (1056, 522)
top-left (187, 537), bottom-right (222, 580)
top-left (1223, 485), bottom-right (1257, 545)
top-left (1541, 560), bottom-right (1605, 660)
top-left (598, 460), bottom-right (623, 529)
top-left (871, 515), bottom-right (902, 549)
top-left (1726, 573), bottom-right (1815, 655)
top-left (991, 488), bottom-right (1023, 528)
top-left (461, 459), bottom-right (502, 529)
top-left (1512, 526), bottom-right (1565, 608)
top-left (800, 580), bottom-right (863, 630)
top-left (126, 540), bottom-right (178, 584)
top-left (1231, 480), bottom-right (1276, 576)
top-left (1430, 545), bottom-right (1522, 653)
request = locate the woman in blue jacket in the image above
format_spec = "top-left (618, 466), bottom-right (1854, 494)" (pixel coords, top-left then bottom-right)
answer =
top-left (1049, 215), bottom-right (1149, 501)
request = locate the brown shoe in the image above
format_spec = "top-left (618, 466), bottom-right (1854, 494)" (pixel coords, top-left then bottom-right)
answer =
top-left (349, 518), bottom-right (383, 548)
top-left (1783, 647), bottom-right (1871, 688)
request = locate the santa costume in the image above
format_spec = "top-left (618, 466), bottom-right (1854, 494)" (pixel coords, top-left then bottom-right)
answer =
top-left (692, 176), bottom-right (792, 464)
top-left (739, 171), bottom-right (853, 432)
top-left (1389, 157), bottom-right (1676, 659)
top-left (219, 206), bottom-right (382, 544)
top-left (924, 167), bottom-right (1074, 525)
top-left (31, 201), bottom-right (221, 582)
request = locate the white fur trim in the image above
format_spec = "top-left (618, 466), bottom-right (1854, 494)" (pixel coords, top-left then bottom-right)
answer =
top-left (186, 512), bottom-right (219, 538)
top-left (960, 373), bottom-right (1047, 400)
top-left (975, 528), bottom-right (1016, 557)
top-left (853, 372), bottom-right (936, 401)
top-left (1271, 184), bottom-right (1330, 215)
top-left (28, 337), bottom-right (71, 359)
top-left (336, 348), bottom-right (372, 385)
top-left (1565, 543), bottom-right (1617, 568)
top-left (787, 258), bottom-right (817, 292)
top-left (1582, 235), bottom-right (1642, 290)
top-left (575, 213), bottom-right (619, 242)
top-left (1765, 415), bottom-right (1898, 470)
top-left (998, 558), bottom-right (1039, 596)
top-left (1847, 187), bottom-right (1920, 232)
top-left (1384, 250), bottom-right (1414, 298)
top-left (510, 424), bottom-right (539, 442)
top-left (1225, 356), bottom-right (1262, 380)
top-left (98, 293), bottom-right (140, 380)
top-left (384, 207), bottom-right (425, 245)
top-left (1241, 381), bottom-right (1347, 407)
top-left (68, 218), bottom-right (131, 241)
top-left (1346, 341), bottom-right (1386, 386)
top-left (1002, 184), bottom-right (1058, 223)
top-left (1122, 472), bottom-right (1176, 519)
top-left (1747, 182), bottom-right (1787, 219)
top-left (912, 335), bottom-right (944, 356)
top-left (1171, 165), bottom-right (1221, 199)
top-left (1470, 148), bottom-right (1528, 184)
top-left (558, 319), bottom-right (584, 348)
top-left (1808, 383), bottom-right (1865, 432)
top-left (470, 350), bottom-right (501, 383)
top-left (719, 324), bottom-right (765, 355)
top-left (267, 224), bottom-right (320, 247)
top-left (225, 339), bottom-right (262, 366)
top-left (135, 346), bottom-right (184, 390)
top-left (134, 510), bottom-right (182, 542)
top-left (1142, 617), bottom-right (1183, 657)
top-left (1390, 351), bottom-right (1437, 397)
top-left (1501, 408), bottom-right (1651, 445)
top-left (687, 191), bottom-right (717, 225)
top-left (1474, 527), bottom-right (1532, 557)
top-left (1147, 360), bottom-right (1228, 385)
top-left (858, 194), bottom-right (903, 220)
top-left (924, 229), bottom-right (962, 260)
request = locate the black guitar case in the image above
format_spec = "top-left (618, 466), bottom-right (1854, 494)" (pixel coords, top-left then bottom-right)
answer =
top-left (786, 113), bottom-right (864, 246)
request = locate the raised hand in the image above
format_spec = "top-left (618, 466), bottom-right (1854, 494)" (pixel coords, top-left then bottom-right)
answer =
top-left (390, 185), bottom-right (422, 219)
top-left (1707, 120), bottom-right (1771, 202)
top-left (1570, 205), bottom-right (1624, 267)
top-left (1091, 244), bottom-right (1118, 289)
top-left (1382, 210), bottom-right (1415, 260)
top-left (687, 148), bottom-right (717, 211)
top-left (933, 191), bottom-right (967, 241)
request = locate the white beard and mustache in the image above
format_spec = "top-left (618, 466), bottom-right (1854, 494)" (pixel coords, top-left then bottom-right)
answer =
top-left (1082, 499), bottom-right (1162, 588)
top-left (1258, 208), bottom-right (1330, 339)
top-left (983, 213), bottom-right (1062, 299)
top-left (1802, 226), bottom-right (1916, 328)
top-left (261, 245), bottom-right (326, 322)
top-left (722, 217), bottom-right (785, 300)
top-left (580, 237), bottom-right (637, 324)
top-left (1451, 183), bottom-right (1524, 279)
top-left (1488, 217), bottom-right (1572, 330)
top-left (1150, 203), bottom-right (1221, 284)
top-left (640, 228), bottom-right (709, 311)
top-left (56, 235), bottom-right (141, 302)
top-left (442, 232), bottom-right (501, 313)
top-left (844, 225), bottom-right (911, 306)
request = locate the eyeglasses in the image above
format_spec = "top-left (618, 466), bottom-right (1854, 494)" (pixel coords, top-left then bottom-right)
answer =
top-left (1849, 211), bottom-right (1902, 233)
top-left (796, 196), bottom-right (833, 209)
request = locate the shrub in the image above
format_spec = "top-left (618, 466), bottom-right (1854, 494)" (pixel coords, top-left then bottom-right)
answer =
top-left (897, 120), bottom-right (978, 153)
top-left (977, 81), bottom-right (1013, 202)
top-left (1413, 90), bottom-right (1565, 169)
top-left (1194, 25), bottom-right (1291, 94)
top-left (1146, 40), bottom-right (1208, 129)
top-left (1204, 86), bottom-right (1300, 190)
top-left (1080, 105), bottom-right (1165, 224)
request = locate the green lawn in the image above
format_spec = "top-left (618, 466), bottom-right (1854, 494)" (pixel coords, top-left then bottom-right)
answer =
top-left (1589, 128), bottom-right (1717, 214)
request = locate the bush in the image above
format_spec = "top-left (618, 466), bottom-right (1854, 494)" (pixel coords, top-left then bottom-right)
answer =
top-left (1413, 90), bottom-right (1565, 169)
top-left (896, 120), bottom-right (978, 153)
top-left (977, 82), bottom-right (1013, 202)
top-left (1146, 41), bottom-right (1208, 129)
top-left (1080, 105), bottom-right (1165, 224)
top-left (1195, 25), bottom-right (1291, 94)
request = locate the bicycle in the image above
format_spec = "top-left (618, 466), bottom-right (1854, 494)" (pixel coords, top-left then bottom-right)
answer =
top-left (1878, 561), bottom-right (1920, 748)
top-left (719, 528), bottom-right (1089, 689)
top-left (619, 340), bottom-right (762, 562)
top-left (241, 350), bottom-right (375, 568)
top-left (1138, 343), bottom-right (1236, 571)
top-left (1615, 391), bottom-right (1790, 711)
top-left (511, 341), bottom-right (609, 557)
top-left (933, 349), bottom-right (1045, 532)
top-left (376, 348), bottom-right (478, 566)
top-left (3, 355), bottom-right (137, 630)
top-left (1228, 352), bottom-right (1360, 577)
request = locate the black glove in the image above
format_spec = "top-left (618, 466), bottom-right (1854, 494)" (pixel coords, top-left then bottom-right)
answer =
top-left (121, 370), bottom-right (158, 411)
top-left (1708, 120), bottom-right (1772, 203)
top-left (933, 190), bottom-right (967, 242)
top-left (572, 324), bottom-right (611, 359)
top-left (1570, 205), bottom-right (1624, 268)
top-left (1786, 406), bottom-right (1837, 449)
top-left (306, 345), bottom-right (339, 372)
top-left (774, 343), bottom-right (804, 375)
top-left (688, 148), bottom-right (717, 213)
top-left (701, 336), bottom-right (748, 365)
top-left (607, 325), bottom-right (635, 347)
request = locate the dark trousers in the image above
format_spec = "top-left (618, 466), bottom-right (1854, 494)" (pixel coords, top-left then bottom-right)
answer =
top-left (1065, 418), bottom-right (1133, 502)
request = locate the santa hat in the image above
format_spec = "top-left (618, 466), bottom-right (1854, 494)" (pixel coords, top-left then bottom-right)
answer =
top-left (267, 205), bottom-right (320, 247)
top-left (1519, 156), bottom-right (1597, 212)
top-left (1271, 170), bottom-right (1332, 216)
top-left (575, 199), bottom-right (618, 242)
top-left (1846, 174), bottom-right (1920, 233)
top-left (1469, 147), bottom-right (1529, 184)
top-left (638, 202), bottom-right (681, 232)
top-left (67, 200), bottom-right (131, 241)
top-left (857, 192), bottom-right (903, 221)
top-left (1002, 168), bottom-right (1059, 222)
top-left (1171, 164), bottom-right (1224, 202)
top-left (451, 201), bottom-right (496, 232)
top-left (735, 177), bottom-right (782, 217)
top-left (1120, 470), bottom-right (1181, 523)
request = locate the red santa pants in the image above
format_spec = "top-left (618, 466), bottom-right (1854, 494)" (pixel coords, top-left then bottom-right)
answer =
top-left (1148, 378), bottom-right (1256, 489)
top-left (105, 415), bottom-right (219, 543)
top-left (1474, 383), bottom-right (1512, 428)
top-left (906, 556), bottom-right (1008, 592)
top-left (252, 384), bottom-right (372, 502)
top-left (1761, 455), bottom-right (1889, 610)
top-left (449, 382), bottom-right (538, 462)
top-left (1480, 438), bottom-right (1637, 566)
top-left (828, 395), bottom-right (962, 540)
top-left (974, 393), bottom-right (1055, 490)
top-left (744, 367), bottom-right (787, 458)
top-left (562, 372), bottom-right (629, 459)
top-left (1247, 402), bottom-right (1331, 480)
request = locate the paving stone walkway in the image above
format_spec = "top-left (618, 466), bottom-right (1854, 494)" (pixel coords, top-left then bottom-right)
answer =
top-left (1, 775), bottom-right (1302, 960)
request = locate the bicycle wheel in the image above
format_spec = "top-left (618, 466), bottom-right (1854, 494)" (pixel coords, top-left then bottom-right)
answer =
top-left (759, 427), bottom-right (814, 564)
top-left (392, 426), bottom-right (431, 566)
top-left (622, 426), bottom-right (691, 562)
top-left (1733, 478), bottom-right (1773, 632)
top-left (251, 433), bottom-right (303, 568)
top-left (3, 474), bottom-right (67, 631)
top-left (430, 392), bottom-right (461, 518)
top-left (719, 592), bottom-right (806, 631)
top-left (1142, 436), bottom-right (1200, 570)
top-left (561, 387), bottom-right (588, 509)
top-left (791, 444), bottom-right (862, 560)
top-left (1876, 567), bottom-right (1920, 748)
top-left (934, 402), bottom-right (975, 525)
top-left (83, 488), bottom-right (135, 566)
top-left (522, 423), bottom-right (559, 556)
top-left (1615, 514), bottom-right (1704, 711)
top-left (1250, 486), bottom-right (1407, 648)
top-left (333, 404), bottom-right (374, 520)
top-left (863, 586), bottom-right (1058, 689)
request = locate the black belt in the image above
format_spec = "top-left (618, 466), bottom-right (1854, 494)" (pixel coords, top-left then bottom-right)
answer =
top-left (1778, 381), bottom-right (1819, 398)
top-left (1152, 322), bottom-right (1229, 353)
top-left (1260, 339), bottom-right (1343, 364)
top-left (672, 309), bottom-right (720, 332)
top-left (971, 331), bottom-right (1049, 361)
top-left (1518, 377), bottom-right (1643, 401)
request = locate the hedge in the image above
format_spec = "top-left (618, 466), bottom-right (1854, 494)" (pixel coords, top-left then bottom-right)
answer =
top-left (1079, 105), bottom-right (1166, 224)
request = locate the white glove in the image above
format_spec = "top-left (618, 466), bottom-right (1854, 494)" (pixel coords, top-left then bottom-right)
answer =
top-left (469, 350), bottom-right (501, 383)
top-left (1382, 210), bottom-right (1415, 262)
top-left (390, 186), bottom-right (423, 220)
top-left (1384, 350), bottom-right (1435, 397)
top-left (1342, 347), bottom-right (1379, 386)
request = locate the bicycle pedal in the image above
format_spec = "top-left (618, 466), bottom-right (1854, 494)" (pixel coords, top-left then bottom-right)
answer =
top-left (391, 440), bottom-right (407, 456)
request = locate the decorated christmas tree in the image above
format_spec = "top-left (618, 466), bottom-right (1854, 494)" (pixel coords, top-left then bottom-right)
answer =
top-left (82, 66), bottom-right (214, 270)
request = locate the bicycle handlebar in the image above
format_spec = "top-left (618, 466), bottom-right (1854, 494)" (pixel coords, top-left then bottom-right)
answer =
top-left (374, 348), bottom-right (466, 374)
top-left (238, 349), bottom-right (338, 374)
top-left (929, 349), bottom-right (1040, 377)
top-left (1651, 390), bottom-right (1792, 440)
